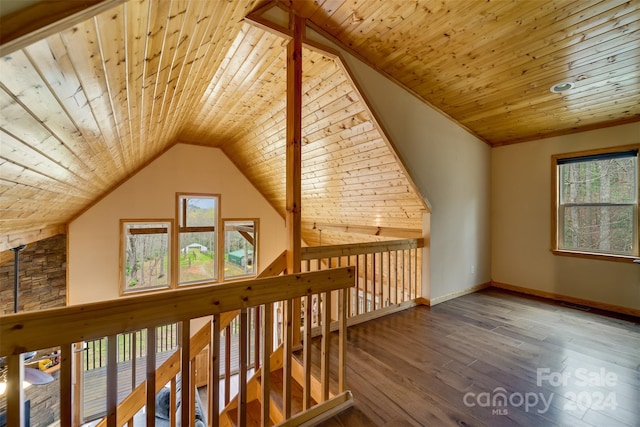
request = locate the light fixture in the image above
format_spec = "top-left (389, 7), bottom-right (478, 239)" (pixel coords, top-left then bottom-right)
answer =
top-left (0, 381), bottom-right (31, 396)
top-left (550, 81), bottom-right (575, 93)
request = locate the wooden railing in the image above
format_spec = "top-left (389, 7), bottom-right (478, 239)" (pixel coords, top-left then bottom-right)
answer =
top-left (83, 323), bottom-right (179, 370)
top-left (0, 262), bottom-right (355, 426)
top-left (300, 238), bottom-right (424, 330)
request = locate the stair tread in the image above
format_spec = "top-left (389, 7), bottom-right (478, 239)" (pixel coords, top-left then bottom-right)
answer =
top-left (269, 368), bottom-right (316, 416)
top-left (227, 399), bottom-right (262, 427)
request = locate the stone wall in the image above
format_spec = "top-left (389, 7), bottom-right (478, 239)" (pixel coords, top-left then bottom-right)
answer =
top-left (0, 234), bottom-right (66, 426)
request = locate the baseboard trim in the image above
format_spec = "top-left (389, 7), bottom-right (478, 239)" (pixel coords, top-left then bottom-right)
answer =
top-left (491, 281), bottom-right (640, 317)
top-left (421, 282), bottom-right (491, 306)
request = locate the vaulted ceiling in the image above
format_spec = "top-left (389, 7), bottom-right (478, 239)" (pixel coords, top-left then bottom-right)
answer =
top-left (292, 0), bottom-right (640, 145)
top-left (0, 0), bottom-right (638, 253)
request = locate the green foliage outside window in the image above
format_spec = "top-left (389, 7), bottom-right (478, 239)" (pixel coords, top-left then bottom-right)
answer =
top-left (122, 221), bottom-right (171, 293)
top-left (558, 151), bottom-right (638, 256)
top-left (178, 195), bottom-right (218, 284)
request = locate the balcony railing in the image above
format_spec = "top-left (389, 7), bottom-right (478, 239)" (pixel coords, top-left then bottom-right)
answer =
top-left (1, 239), bottom-right (423, 426)
top-left (300, 238), bottom-right (424, 332)
top-left (0, 253), bottom-right (355, 426)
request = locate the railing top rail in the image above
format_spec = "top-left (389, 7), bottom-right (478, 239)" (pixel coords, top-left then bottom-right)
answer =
top-left (301, 238), bottom-right (424, 260)
top-left (0, 267), bottom-right (355, 356)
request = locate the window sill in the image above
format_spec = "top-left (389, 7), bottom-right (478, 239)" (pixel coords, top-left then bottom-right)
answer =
top-left (551, 249), bottom-right (639, 263)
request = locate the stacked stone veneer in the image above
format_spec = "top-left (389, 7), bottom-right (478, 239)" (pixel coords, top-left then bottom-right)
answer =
top-left (0, 234), bottom-right (66, 426)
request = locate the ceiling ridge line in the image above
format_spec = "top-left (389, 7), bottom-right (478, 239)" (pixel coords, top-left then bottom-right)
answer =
top-left (243, 1), bottom-right (432, 212)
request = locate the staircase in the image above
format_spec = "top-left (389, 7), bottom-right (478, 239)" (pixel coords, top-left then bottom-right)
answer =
top-left (220, 345), bottom-right (331, 427)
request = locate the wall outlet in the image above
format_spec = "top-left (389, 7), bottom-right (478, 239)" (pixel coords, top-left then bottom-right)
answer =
top-left (470, 265), bottom-right (476, 275)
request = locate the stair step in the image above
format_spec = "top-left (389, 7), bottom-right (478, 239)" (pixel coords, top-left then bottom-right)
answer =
top-left (269, 368), bottom-right (316, 417)
top-left (227, 399), bottom-right (263, 427)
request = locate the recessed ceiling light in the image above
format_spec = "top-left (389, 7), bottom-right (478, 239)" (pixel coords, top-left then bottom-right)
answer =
top-left (550, 82), bottom-right (575, 93)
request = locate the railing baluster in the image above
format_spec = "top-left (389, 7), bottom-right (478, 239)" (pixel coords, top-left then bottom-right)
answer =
top-left (413, 248), bottom-right (422, 298)
top-left (106, 335), bottom-right (117, 427)
top-left (84, 341), bottom-right (89, 369)
top-left (364, 253), bottom-right (369, 312)
top-left (283, 298), bottom-right (293, 418)
top-left (387, 251), bottom-right (391, 307)
top-left (132, 331), bottom-right (137, 389)
top-left (321, 291), bottom-right (331, 401)
top-left (60, 343), bottom-right (73, 426)
top-left (355, 255), bottom-right (360, 316)
top-left (261, 303), bottom-right (272, 427)
top-left (6, 353), bottom-right (24, 427)
top-left (316, 293), bottom-right (322, 329)
top-left (338, 289), bottom-right (347, 393)
top-left (170, 377), bottom-right (177, 427)
top-left (190, 350), bottom-right (197, 427)
top-left (224, 324), bottom-right (231, 405)
top-left (372, 252), bottom-right (377, 310)
top-left (74, 342), bottom-right (83, 424)
top-left (349, 256), bottom-right (355, 317)
top-left (303, 293), bottom-right (312, 410)
top-left (402, 250), bottom-right (406, 303)
top-left (254, 306), bottom-right (261, 371)
top-left (238, 308), bottom-right (248, 426)
top-left (146, 327), bottom-right (156, 427)
top-left (409, 248), bottom-right (413, 299)
top-left (394, 251), bottom-right (398, 304)
top-left (210, 314), bottom-right (221, 427)
top-left (180, 320), bottom-right (191, 427)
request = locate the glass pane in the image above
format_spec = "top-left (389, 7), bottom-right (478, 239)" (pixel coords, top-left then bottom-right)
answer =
top-left (180, 196), bottom-right (217, 227)
top-left (179, 231), bottom-right (216, 283)
top-left (560, 157), bottom-right (637, 204)
top-left (124, 223), bottom-right (170, 292)
top-left (224, 221), bottom-right (256, 279)
top-left (562, 206), bottom-right (635, 254)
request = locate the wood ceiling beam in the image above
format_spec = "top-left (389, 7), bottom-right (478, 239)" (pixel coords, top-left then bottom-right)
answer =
top-left (284, 8), bottom-right (305, 420)
top-left (0, 0), bottom-right (127, 57)
top-left (285, 11), bottom-right (304, 274)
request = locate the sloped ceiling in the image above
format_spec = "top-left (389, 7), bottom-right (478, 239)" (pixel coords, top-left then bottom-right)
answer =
top-left (290, 0), bottom-right (640, 145)
top-left (0, 0), bottom-right (426, 252)
top-left (1, 0), bottom-right (639, 253)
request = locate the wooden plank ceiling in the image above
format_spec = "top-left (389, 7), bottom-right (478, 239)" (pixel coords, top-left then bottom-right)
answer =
top-left (0, 0), bottom-right (427, 250)
top-left (1, 0), bottom-right (638, 250)
top-left (291, 0), bottom-right (640, 145)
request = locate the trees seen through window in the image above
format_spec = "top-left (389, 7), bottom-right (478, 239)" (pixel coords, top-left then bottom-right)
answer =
top-left (554, 147), bottom-right (638, 258)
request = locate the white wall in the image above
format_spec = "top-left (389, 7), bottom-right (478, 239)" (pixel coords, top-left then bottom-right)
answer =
top-left (68, 144), bottom-right (286, 305)
top-left (492, 123), bottom-right (640, 311)
top-left (332, 49), bottom-right (492, 302)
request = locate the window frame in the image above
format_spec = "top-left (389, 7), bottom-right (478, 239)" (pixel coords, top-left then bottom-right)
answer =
top-left (551, 144), bottom-right (640, 262)
top-left (223, 218), bottom-right (259, 280)
top-left (120, 219), bottom-right (173, 295)
top-left (175, 193), bottom-right (221, 286)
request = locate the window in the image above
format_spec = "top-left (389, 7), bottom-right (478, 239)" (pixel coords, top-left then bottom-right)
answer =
top-left (121, 220), bottom-right (171, 294)
top-left (177, 194), bottom-right (219, 284)
top-left (553, 146), bottom-right (638, 259)
top-left (223, 220), bottom-right (258, 279)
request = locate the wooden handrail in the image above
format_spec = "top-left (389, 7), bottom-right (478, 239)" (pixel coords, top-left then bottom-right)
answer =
top-left (301, 238), bottom-right (424, 259)
top-left (0, 267), bottom-right (354, 356)
top-left (3, 252), bottom-right (354, 426)
top-left (301, 238), bottom-right (424, 331)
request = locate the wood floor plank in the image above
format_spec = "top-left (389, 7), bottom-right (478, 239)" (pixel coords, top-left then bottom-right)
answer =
top-left (319, 288), bottom-right (640, 427)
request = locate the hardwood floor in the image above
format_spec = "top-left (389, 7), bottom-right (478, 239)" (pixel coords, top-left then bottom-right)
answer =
top-left (319, 288), bottom-right (640, 427)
